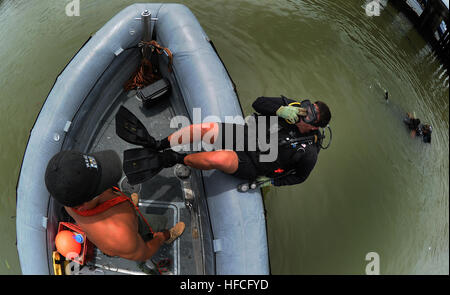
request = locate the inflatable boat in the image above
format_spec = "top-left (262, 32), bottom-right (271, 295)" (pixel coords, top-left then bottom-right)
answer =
top-left (16, 3), bottom-right (269, 275)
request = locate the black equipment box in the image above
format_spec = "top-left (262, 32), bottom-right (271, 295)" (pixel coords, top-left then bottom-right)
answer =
top-left (137, 78), bottom-right (171, 107)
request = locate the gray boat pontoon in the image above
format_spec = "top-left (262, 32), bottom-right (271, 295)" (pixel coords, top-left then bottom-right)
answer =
top-left (16, 3), bottom-right (269, 275)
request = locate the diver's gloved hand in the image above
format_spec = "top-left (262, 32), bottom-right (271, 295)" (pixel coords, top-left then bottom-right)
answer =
top-left (256, 176), bottom-right (273, 188)
top-left (276, 106), bottom-right (307, 124)
top-left (160, 150), bottom-right (187, 168)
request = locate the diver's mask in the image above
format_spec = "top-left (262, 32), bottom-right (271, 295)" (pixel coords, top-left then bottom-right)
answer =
top-left (302, 100), bottom-right (332, 149)
top-left (282, 97), bottom-right (332, 149)
top-left (299, 100), bottom-right (319, 126)
top-left (281, 95), bottom-right (319, 126)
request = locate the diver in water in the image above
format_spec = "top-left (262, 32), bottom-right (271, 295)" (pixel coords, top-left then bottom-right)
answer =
top-left (403, 112), bottom-right (432, 143)
top-left (383, 90), bottom-right (432, 144)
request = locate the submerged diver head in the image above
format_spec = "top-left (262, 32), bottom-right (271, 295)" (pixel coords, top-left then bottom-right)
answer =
top-left (421, 124), bottom-right (432, 143)
top-left (45, 150), bottom-right (122, 207)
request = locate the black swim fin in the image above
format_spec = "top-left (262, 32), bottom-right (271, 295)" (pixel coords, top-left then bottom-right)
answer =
top-left (123, 148), bottom-right (188, 185)
top-left (123, 148), bottom-right (165, 185)
top-left (115, 106), bottom-right (158, 148)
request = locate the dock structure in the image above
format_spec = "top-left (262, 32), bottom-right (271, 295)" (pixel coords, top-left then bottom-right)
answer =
top-left (392, 0), bottom-right (449, 68)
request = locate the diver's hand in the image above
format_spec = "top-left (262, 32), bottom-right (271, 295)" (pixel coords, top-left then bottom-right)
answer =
top-left (256, 176), bottom-right (272, 188)
top-left (276, 106), bottom-right (307, 124)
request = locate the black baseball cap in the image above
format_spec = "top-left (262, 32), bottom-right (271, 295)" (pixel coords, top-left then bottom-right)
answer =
top-left (45, 150), bottom-right (122, 207)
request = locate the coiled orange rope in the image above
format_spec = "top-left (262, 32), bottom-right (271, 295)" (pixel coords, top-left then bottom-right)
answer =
top-left (124, 41), bottom-right (173, 91)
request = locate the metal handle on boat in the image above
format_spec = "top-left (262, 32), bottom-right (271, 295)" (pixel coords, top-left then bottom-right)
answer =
top-left (139, 10), bottom-right (159, 59)
top-left (134, 10), bottom-right (158, 22)
top-left (134, 17), bottom-right (158, 21)
top-left (142, 10), bottom-right (152, 43)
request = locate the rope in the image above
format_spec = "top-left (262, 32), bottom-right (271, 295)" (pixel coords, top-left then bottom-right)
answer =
top-left (143, 40), bottom-right (173, 72)
top-left (124, 40), bottom-right (173, 91)
top-left (124, 57), bottom-right (159, 91)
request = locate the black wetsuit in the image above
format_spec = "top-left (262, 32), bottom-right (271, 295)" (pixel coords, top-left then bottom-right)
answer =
top-left (221, 96), bottom-right (321, 186)
top-left (404, 117), bottom-right (421, 134)
top-left (422, 130), bottom-right (431, 143)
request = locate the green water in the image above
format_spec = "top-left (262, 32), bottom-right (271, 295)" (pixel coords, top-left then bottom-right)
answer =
top-left (0, 0), bottom-right (448, 274)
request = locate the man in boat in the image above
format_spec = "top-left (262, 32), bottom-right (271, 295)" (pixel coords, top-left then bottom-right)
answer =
top-left (127, 96), bottom-right (331, 188)
top-left (403, 112), bottom-right (432, 143)
top-left (44, 150), bottom-right (185, 262)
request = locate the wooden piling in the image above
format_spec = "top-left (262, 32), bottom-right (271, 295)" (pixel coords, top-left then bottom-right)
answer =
top-left (391, 0), bottom-right (449, 68)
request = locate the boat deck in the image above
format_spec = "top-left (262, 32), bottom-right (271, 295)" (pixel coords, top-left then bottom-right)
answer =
top-left (73, 89), bottom-right (205, 275)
